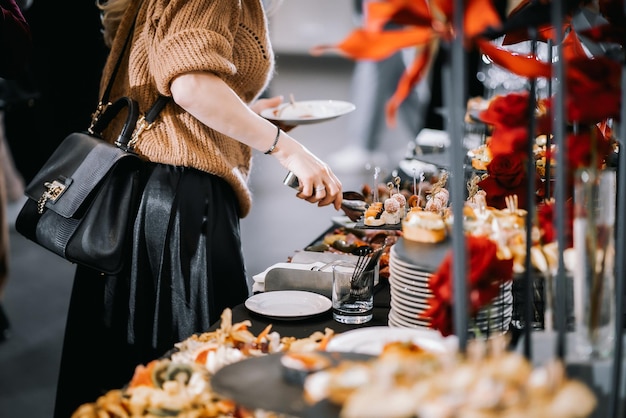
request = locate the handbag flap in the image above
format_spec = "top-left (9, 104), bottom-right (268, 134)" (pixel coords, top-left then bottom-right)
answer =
top-left (24, 132), bottom-right (139, 218)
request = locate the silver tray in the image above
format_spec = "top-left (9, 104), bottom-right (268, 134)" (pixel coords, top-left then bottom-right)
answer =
top-left (211, 351), bottom-right (371, 417)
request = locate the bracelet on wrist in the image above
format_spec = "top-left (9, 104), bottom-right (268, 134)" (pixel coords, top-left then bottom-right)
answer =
top-left (264, 125), bottom-right (281, 155)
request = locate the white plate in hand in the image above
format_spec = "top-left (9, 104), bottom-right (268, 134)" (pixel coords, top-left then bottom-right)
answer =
top-left (261, 100), bottom-right (356, 125)
top-left (244, 290), bottom-right (331, 320)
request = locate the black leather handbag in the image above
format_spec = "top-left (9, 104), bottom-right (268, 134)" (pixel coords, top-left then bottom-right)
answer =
top-left (15, 5), bottom-right (169, 274)
top-left (15, 97), bottom-right (147, 274)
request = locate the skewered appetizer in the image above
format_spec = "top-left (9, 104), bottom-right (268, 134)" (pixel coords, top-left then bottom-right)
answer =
top-left (363, 178), bottom-right (409, 226)
top-left (380, 197), bottom-right (402, 225)
top-left (363, 201), bottom-right (385, 226)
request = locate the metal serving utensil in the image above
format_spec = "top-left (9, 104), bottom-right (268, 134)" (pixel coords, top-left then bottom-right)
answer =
top-left (341, 191), bottom-right (367, 222)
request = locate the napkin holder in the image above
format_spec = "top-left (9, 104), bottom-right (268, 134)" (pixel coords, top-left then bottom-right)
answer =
top-left (263, 251), bottom-right (380, 298)
top-left (264, 268), bottom-right (333, 298)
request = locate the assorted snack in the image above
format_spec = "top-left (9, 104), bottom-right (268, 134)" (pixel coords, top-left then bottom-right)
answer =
top-left (353, 171), bottom-right (516, 247)
top-left (304, 336), bottom-right (597, 418)
top-left (280, 351), bottom-right (333, 385)
top-left (71, 309), bottom-right (334, 418)
top-left (72, 311), bottom-right (597, 418)
top-left (348, 167), bottom-right (552, 276)
top-left (303, 225), bottom-right (399, 279)
top-left (402, 209), bottom-right (447, 243)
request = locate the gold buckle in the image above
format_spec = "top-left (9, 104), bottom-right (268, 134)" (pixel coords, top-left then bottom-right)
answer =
top-left (37, 180), bottom-right (66, 214)
top-left (125, 115), bottom-right (153, 149)
top-left (88, 101), bottom-right (111, 134)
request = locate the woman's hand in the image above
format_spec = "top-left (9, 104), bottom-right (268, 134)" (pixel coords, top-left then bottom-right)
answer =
top-left (252, 97), bottom-right (342, 209)
top-left (250, 95), bottom-right (296, 132)
top-left (270, 132), bottom-right (343, 210)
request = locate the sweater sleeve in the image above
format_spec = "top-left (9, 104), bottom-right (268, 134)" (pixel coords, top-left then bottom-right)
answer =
top-left (0, 0), bottom-right (32, 79)
top-left (147, 0), bottom-right (242, 96)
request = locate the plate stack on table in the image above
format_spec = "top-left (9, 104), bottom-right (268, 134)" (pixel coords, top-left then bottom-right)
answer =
top-left (388, 238), bottom-right (513, 334)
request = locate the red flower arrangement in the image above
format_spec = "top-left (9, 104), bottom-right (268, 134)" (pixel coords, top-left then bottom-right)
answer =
top-left (536, 199), bottom-right (574, 248)
top-left (319, 0), bottom-right (624, 337)
top-left (567, 125), bottom-right (613, 171)
top-left (477, 154), bottom-right (540, 210)
top-left (479, 92), bottom-right (531, 129)
top-left (567, 55), bottom-right (622, 124)
top-left (421, 235), bottom-right (514, 336)
top-left (310, 0), bottom-right (554, 125)
top-left (476, 17), bottom-right (620, 210)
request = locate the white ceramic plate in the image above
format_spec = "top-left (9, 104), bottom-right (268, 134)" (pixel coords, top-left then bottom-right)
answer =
top-left (387, 309), bottom-right (407, 326)
top-left (389, 271), bottom-right (432, 291)
top-left (327, 326), bottom-right (446, 355)
top-left (390, 311), bottom-right (432, 328)
top-left (244, 290), bottom-right (331, 320)
top-left (388, 309), bottom-right (431, 328)
top-left (390, 263), bottom-right (433, 279)
top-left (390, 288), bottom-right (431, 306)
top-left (390, 255), bottom-right (436, 273)
top-left (261, 100), bottom-right (356, 125)
top-left (391, 300), bottom-right (429, 318)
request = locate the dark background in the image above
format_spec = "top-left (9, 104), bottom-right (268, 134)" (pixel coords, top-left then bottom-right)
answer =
top-left (4, 0), bottom-right (108, 183)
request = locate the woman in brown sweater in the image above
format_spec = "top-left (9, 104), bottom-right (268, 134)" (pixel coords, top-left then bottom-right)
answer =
top-left (54, 0), bottom-right (343, 416)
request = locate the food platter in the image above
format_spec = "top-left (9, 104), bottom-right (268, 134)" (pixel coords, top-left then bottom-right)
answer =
top-left (211, 351), bottom-right (371, 418)
top-left (325, 326), bottom-right (452, 355)
top-left (244, 290), bottom-right (332, 320)
top-left (261, 100), bottom-right (356, 125)
top-left (354, 216), bottom-right (402, 230)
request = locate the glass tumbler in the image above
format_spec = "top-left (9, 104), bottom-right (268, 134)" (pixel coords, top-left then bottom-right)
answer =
top-left (332, 261), bottom-right (374, 324)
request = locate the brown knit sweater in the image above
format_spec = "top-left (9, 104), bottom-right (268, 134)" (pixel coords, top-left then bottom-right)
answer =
top-left (100, 0), bottom-right (274, 218)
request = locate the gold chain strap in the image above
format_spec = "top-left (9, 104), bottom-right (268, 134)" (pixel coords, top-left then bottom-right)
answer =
top-left (37, 180), bottom-right (66, 214)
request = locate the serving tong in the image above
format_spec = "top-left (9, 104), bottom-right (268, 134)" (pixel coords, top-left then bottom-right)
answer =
top-left (349, 245), bottom-right (385, 299)
top-left (341, 191), bottom-right (367, 222)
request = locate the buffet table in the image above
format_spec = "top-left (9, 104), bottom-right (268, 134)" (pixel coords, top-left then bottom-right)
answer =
top-left (213, 278), bottom-right (624, 418)
top-left (207, 223), bottom-right (624, 418)
top-left (209, 280), bottom-right (392, 338)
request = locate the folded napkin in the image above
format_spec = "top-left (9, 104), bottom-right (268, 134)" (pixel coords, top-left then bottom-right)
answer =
top-left (252, 262), bottom-right (326, 293)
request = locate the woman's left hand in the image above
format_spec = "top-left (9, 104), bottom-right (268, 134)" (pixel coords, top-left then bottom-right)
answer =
top-left (250, 95), bottom-right (296, 132)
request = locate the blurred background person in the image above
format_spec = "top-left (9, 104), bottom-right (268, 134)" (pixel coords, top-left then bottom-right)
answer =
top-left (3, 0), bottom-right (108, 185)
top-left (0, 0), bottom-right (32, 342)
top-left (327, 0), bottom-right (429, 174)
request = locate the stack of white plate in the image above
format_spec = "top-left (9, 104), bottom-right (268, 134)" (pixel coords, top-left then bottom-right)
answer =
top-left (388, 241), bottom-right (513, 334)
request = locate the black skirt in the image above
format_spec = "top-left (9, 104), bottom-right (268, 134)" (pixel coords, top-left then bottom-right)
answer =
top-left (54, 164), bottom-right (249, 418)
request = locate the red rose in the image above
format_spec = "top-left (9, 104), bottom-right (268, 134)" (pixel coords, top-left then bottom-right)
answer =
top-left (567, 125), bottom-right (612, 171)
top-left (421, 297), bottom-right (453, 337)
top-left (422, 236), bottom-right (514, 336)
top-left (486, 154), bottom-right (526, 187)
top-left (486, 126), bottom-right (529, 159)
top-left (478, 154), bottom-right (536, 210)
top-left (479, 92), bottom-right (530, 129)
